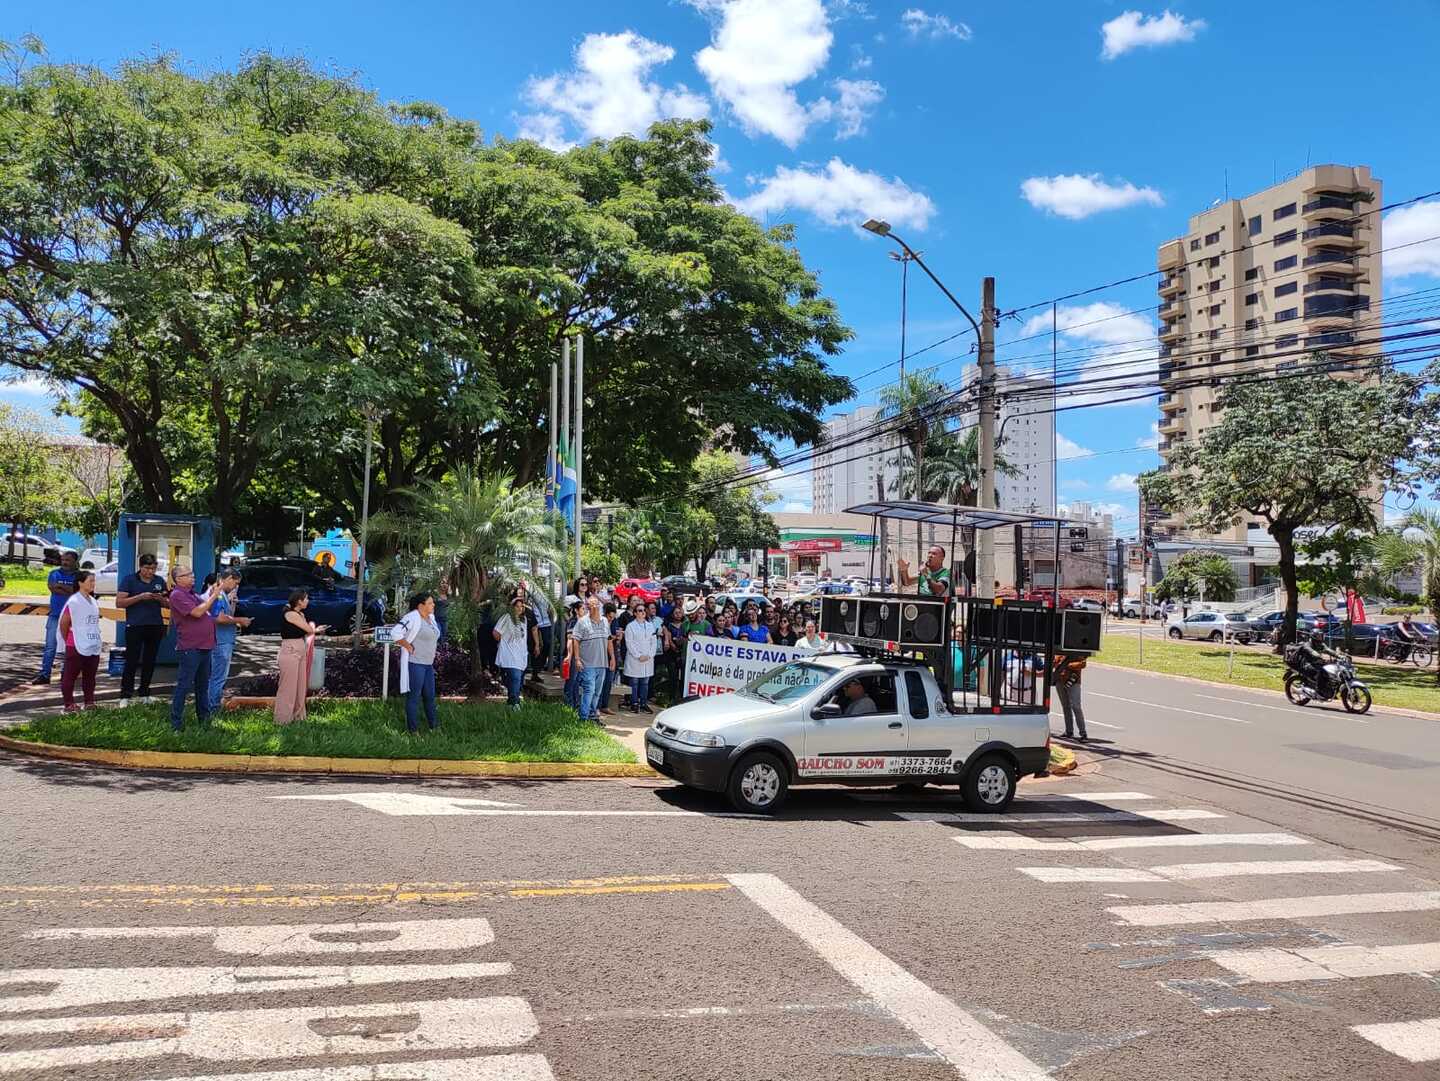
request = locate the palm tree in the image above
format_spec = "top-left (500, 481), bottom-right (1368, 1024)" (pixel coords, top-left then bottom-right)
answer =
top-left (609, 509), bottom-right (665, 578)
top-left (879, 371), bottom-right (952, 565)
top-left (371, 467), bottom-right (562, 679)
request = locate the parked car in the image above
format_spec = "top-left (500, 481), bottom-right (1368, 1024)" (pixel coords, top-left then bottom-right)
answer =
top-left (1166, 611), bottom-right (1259, 643)
top-left (1111, 596), bottom-right (1163, 618)
top-left (614, 578), bottom-right (662, 605)
top-left (1254, 610), bottom-right (1317, 641)
top-left (0, 532), bottom-right (52, 563)
top-left (233, 557), bottom-right (384, 635)
top-left (1069, 598), bottom-right (1104, 613)
top-left (78, 547), bottom-right (112, 570)
top-left (660, 575), bottom-right (702, 594)
top-left (710, 591), bottom-right (775, 612)
top-left (96, 560), bottom-right (119, 594)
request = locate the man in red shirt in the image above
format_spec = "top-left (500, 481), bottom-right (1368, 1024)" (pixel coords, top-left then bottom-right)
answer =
top-left (168, 565), bottom-right (220, 731)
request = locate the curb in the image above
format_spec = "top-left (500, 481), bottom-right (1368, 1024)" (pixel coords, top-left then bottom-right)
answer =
top-left (1086, 661), bottom-right (1440, 720)
top-left (0, 734), bottom-right (656, 779)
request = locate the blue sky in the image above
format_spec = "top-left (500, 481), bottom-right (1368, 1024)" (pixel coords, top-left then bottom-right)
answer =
top-left (5, 1), bottom-right (1440, 533)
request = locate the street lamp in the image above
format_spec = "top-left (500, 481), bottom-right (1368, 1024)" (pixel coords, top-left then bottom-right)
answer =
top-left (861, 219), bottom-right (981, 340)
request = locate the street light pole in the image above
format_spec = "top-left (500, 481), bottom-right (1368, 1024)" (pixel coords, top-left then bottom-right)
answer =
top-left (351, 406), bottom-right (375, 649)
top-left (281, 506), bottom-right (306, 555)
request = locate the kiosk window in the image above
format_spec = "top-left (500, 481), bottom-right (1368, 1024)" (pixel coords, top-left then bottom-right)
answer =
top-left (904, 671), bottom-right (930, 719)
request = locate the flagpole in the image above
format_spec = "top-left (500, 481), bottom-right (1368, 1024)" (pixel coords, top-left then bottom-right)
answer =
top-left (574, 334), bottom-right (584, 580)
top-left (560, 338), bottom-right (571, 588)
top-left (548, 360), bottom-right (558, 511)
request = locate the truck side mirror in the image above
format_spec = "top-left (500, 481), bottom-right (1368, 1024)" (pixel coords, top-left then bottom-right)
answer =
top-left (811, 702), bottom-right (842, 721)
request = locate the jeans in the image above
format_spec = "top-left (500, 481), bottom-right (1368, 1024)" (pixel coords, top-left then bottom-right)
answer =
top-left (564, 666), bottom-right (579, 709)
top-left (531, 625), bottom-right (553, 676)
top-left (170, 648), bottom-right (213, 731)
top-left (39, 612), bottom-right (61, 679)
top-left (600, 665), bottom-right (615, 712)
top-left (630, 675), bottom-right (651, 710)
top-left (208, 638), bottom-right (235, 714)
top-left (121, 624), bottom-right (165, 698)
top-left (1057, 680), bottom-right (1087, 738)
top-left (500, 666), bottom-right (525, 707)
top-left (405, 662), bottom-right (437, 732)
top-left (576, 665), bottom-right (604, 720)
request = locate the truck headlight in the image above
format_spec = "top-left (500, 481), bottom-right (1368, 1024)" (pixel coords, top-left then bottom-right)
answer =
top-left (676, 729), bottom-right (726, 748)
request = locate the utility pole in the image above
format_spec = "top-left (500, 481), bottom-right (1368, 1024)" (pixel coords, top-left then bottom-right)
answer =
top-left (351, 406), bottom-right (375, 649)
top-left (976, 276), bottom-right (997, 599)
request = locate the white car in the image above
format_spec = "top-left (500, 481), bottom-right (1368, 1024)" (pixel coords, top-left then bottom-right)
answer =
top-left (1069, 598), bottom-right (1105, 613)
top-left (96, 560), bottom-right (119, 594)
top-left (1, 532), bottom-right (51, 563)
top-left (644, 653), bottom-right (1050, 814)
top-left (1166, 611), bottom-right (1257, 643)
top-left (1114, 596), bottom-right (1164, 618)
top-left (79, 547), bottom-right (111, 570)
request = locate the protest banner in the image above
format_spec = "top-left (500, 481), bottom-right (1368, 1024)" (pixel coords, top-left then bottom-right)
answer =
top-left (681, 635), bottom-right (815, 698)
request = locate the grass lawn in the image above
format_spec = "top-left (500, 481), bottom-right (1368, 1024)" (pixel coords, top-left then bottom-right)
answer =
top-left (0, 563), bottom-right (52, 598)
top-left (1095, 633), bottom-right (1440, 715)
top-left (9, 699), bottom-right (637, 763)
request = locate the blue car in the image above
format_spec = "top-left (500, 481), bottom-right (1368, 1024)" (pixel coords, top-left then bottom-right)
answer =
top-left (233, 557), bottom-right (385, 636)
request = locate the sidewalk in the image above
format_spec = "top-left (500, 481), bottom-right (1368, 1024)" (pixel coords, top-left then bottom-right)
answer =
top-left (525, 670), bottom-right (651, 759)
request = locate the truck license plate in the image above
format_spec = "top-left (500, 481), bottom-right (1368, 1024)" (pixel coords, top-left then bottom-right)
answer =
top-left (646, 743), bottom-right (664, 765)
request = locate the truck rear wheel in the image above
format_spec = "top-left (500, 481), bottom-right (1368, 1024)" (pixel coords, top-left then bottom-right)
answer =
top-left (962, 753), bottom-right (1017, 813)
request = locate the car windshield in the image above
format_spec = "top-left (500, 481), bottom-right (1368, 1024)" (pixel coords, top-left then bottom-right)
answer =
top-left (739, 661), bottom-right (834, 704)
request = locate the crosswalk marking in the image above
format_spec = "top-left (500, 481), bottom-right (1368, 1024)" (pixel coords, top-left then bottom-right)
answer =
top-left (1206, 942), bottom-right (1440, 983)
top-left (902, 808), bottom-right (1221, 825)
top-left (1108, 891), bottom-right (1440, 927)
top-left (1351, 1018), bottom-right (1440, 1063)
top-left (0, 963), bottom-right (512, 1013)
top-left (1041, 791), bottom-right (1155, 801)
top-left (0, 997), bottom-right (538, 1073)
top-left (1020, 859), bottom-right (1400, 884)
top-left (143, 1059), bottom-right (559, 1081)
top-left (30, 916), bottom-right (496, 954)
top-left (955, 832), bottom-right (1309, 852)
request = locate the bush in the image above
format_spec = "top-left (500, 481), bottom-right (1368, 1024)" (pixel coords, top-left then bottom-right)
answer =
top-left (1381, 605), bottom-right (1425, 616)
top-left (230, 642), bottom-right (496, 699)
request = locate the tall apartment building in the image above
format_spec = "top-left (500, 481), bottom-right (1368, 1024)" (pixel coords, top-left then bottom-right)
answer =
top-left (811, 405), bottom-right (898, 514)
top-left (959, 365), bottom-right (1057, 513)
top-left (1154, 164), bottom-right (1381, 540)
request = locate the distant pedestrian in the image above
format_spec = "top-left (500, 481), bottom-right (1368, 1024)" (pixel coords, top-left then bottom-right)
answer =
top-left (493, 592), bottom-right (534, 709)
top-left (1052, 651), bottom-right (1088, 741)
top-left (773, 615), bottom-right (797, 647)
top-left (33, 550), bottom-right (78, 685)
top-left (681, 597), bottom-right (712, 639)
top-left (117, 553), bottom-right (170, 702)
top-left (660, 603), bottom-right (687, 701)
top-left (528, 588), bottom-right (554, 678)
top-left (570, 594), bottom-right (615, 723)
top-left (168, 565), bottom-right (221, 731)
top-left (395, 591), bottom-right (440, 733)
top-left (623, 599), bottom-right (658, 714)
top-left (58, 570), bottom-right (102, 711)
top-left (799, 619), bottom-right (825, 651)
top-left (599, 601), bottom-right (619, 716)
top-left (206, 567), bottom-right (251, 714)
top-left (434, 577), bottom-right (450, 641)
top-left (562, 596), bottom-right (582, 709)
top-left (734, 601), bottom-right (770, 644)
top-left (274, 589), bottom-right (328, 726)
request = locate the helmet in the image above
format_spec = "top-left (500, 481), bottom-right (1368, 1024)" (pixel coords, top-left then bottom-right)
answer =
top-left (1309, 630), bottom-right (1324, 647)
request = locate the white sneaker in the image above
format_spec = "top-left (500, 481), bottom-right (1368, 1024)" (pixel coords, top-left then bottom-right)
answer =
top-left (117, 697), bottom-right (132, 707)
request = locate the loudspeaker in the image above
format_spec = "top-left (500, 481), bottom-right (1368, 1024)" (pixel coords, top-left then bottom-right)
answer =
top-left (1060, 609), bottom-right (1102, 653)
top-left (819, 595), bottom-right (859, 637)
top-left (857, 596), bottom-right (901, 641)
top-left (966, 604), bottom-right (1060, 650)
top-left (898, 598), bottom-right (947, 647)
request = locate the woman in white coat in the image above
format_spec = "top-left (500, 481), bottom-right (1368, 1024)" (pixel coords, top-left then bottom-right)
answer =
top-left (622, 606), bottom-right (658, 714)
top-left (396, 591), bottom-right (442, 734)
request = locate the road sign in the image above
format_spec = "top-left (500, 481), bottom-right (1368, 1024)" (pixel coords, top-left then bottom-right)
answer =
top-left (1068, 527), bottom-right (1089, 539)
top-left (1070, 542), bottom-right (1086, 553)
top-left (374, 624), bottom-right (402, 644)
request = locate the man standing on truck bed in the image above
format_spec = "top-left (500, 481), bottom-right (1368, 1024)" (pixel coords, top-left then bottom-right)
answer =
top-left (896, 544), bottom-right (950, 598)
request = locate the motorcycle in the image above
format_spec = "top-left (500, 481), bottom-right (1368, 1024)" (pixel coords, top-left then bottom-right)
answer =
top-left (1283, 647), bottom-right (1371, 714)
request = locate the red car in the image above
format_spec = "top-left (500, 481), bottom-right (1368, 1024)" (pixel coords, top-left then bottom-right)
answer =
top-left (614, 578), bottom-right (662, 604)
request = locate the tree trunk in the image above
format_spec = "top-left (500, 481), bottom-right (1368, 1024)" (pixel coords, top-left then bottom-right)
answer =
top-left (1274, 525), bottom-right (1300, 650)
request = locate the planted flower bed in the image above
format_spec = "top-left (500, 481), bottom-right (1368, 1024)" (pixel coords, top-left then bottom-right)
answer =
top-left (230, 642), bottom-right (496, 699)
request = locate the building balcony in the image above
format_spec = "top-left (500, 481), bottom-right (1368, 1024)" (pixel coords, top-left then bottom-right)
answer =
top-left (1304, 294), bottom-right (1369, 319)
top-left (1159, 323), bottom-right (1185, 343)
top-left (1303, 194), bottom-right (1356, 215)
top-left (1302, 249), bottom-right (1355, 268)
top-left (1158, 275), bottom-right (1184, 297)
top-left (1159, 412), bottom-right (1186, 434)
top-left (1302, 221), bottom-right (1363, 247)
top-left (1303, 277), bottom-right (1357, 295)
top-left (1158, 393), bottom-right (1177, 406)
top-left (1304, 330), bottom-right (1356, 349)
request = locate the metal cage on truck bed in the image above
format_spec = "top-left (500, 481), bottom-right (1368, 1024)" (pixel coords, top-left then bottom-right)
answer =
top-left (811, 499), bottom-right (1087, 716)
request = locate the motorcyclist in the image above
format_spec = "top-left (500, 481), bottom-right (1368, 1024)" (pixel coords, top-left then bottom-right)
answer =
top-left (1294, 629), bottom-right (1341, 695)
top-left (1391, 614), bottom-right (1419, 662)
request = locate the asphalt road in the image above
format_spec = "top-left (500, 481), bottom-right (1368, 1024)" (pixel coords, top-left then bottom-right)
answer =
top-left (2, 663), bottom-right (1439, 1080)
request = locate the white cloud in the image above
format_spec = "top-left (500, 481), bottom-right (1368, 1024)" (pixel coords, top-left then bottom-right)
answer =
top-left (1100, 10), bottom-right (1206, 60)
top-left (1055, 432), bottom-right (1093, 459)
top-left (693, 0), bottom-right (833, 146)
top-left (522, 31), bottom-right (708, 146)
top-left (1020, 173), bottom-right (1163, 220)
top-left (1062, 500), bottom-right (1129, 519)
top-left (1107, 472), bottom-right (1138, 492)
top-left (515, 112), bottom-right (571, 151)
top-left (901, 8), bottom-right (973, 40)
top-left (1019, 301), bottom-right (1155, 346)
top-left (731, 158), bottom-right (935, 230)
top-left (825, 78), bottom-right (884, 138)
top-left (1021, 303), bottom-right (1158, 410)
top-left (1384, 200), bottom-right (1440, 279)
top-left (828, 0), bottom-right (872, 19)
top-left (1136, 421), bottom-right (1161, 449)
top-left (850, 44), bottom-right (873, 70)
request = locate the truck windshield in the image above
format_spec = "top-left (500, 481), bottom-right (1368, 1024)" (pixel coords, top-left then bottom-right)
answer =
top-left (739, 661), bottom-right (834, 703)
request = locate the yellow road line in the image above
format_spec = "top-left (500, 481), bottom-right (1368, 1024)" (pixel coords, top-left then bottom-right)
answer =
top-left (509, 882), bottom-right (732, 898)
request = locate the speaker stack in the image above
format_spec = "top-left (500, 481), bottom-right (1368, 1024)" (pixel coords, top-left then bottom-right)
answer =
top-left (818, 595), bottom-right (950, 651)
top-left (857, 597), bottom-right (901, 642)
top-left (1059, 609), bottom-right (1102, 653)
top-left (818, 595), bottom-right (859, 637)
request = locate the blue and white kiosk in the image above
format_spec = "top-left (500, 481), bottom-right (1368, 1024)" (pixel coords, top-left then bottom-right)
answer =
top-left (110, 512), bottom-right (220, 671)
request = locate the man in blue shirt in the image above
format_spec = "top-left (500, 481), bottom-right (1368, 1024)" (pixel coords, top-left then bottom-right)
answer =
top-left (206, 567), bottom-right (252, 713)
top-left (117, 553), bottom-right (171, 701)
top-left (33, 551), bottom-right (78, 684)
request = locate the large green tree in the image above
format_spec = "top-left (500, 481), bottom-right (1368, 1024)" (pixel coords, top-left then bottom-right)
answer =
top-left (1140, 364), bottom-right (1440, 645)
top-left (1154, 550), bottom-right (1240, 603)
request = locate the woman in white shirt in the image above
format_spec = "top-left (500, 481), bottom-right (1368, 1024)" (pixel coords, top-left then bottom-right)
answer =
top-left (623, 606), bottom-right (658, 714)
top-left (58, 570), bottom-right (103, 711)
top-left (492, 593), bottom-right (534, 709)
top-left (798, 619), bottom-right (826, 652)
top-left (395, 591), bottom-right (442, 733)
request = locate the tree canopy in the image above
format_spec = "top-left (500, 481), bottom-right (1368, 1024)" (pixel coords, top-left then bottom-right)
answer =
top-left (1139, 363), bottom-right (1440, 642)
top-left (0, 45), bottom-right (853, 538)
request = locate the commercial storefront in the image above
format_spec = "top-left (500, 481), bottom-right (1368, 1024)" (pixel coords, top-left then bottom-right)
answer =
top-left (767, 526), bottom-right (875, 579)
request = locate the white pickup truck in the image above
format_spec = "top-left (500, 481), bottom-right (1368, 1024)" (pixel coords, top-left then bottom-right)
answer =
top-left (644, 652), bottom-right (1051, 814)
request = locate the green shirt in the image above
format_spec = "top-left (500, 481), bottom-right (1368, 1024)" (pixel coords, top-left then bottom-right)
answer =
top-left (918, 564), bottom-right (951, 597)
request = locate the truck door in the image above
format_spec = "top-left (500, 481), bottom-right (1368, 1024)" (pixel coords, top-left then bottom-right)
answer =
top-left (797, 669), bottom-right (907, 779)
